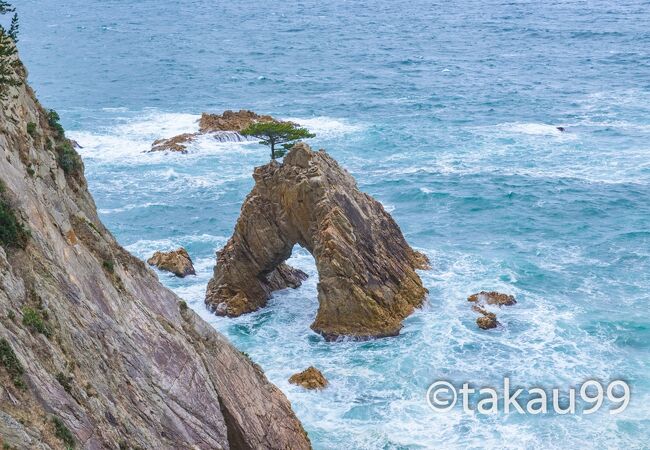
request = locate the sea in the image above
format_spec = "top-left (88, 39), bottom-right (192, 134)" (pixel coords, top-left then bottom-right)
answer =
top-left (11, 0), bottom-right (650, 448)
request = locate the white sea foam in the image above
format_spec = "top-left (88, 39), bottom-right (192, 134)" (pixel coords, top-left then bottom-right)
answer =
top-left (500, 122), bottom-right (566, 135)
top-left (283, 116), bottom-right (365, 138)
top-left (98, 202), bottom-right (166, 214)
top-left (69, 111), bottom-right (362, 165)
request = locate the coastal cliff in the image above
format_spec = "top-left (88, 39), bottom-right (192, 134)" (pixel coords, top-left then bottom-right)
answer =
top-left (0, 57), bottom-right (310, 449)
top-left (206, 143), bottom-right (429, 340)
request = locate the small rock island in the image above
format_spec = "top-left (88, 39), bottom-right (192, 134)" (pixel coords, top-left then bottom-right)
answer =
top-left (150, 110), bottom-right (277, 153)
top-left (205, 143), bottom-right (429, 340)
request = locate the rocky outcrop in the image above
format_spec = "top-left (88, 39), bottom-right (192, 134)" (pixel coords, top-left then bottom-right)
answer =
top-left (0, 54), bottom-right (309, 449)
top-left (289, 367), bottom-right (328, 390)
top-left (147, 247), bottom-right (196, 277)
top-left (150, 133), bottom-right (197, 153)
top-left (149, 110), bottom-right (277, 153)
top-left (205, 143), bottom-right (429, 340)
top-left (198, 110), bottom-right (275, 133)
top-left (212, 262), bottom-right (307, 317)
top-left (473, 306), bottom-right (498, 329)
top-left (468, 291), bottom-right (516, 307)
top-left (468, 291), bottom-right (517, 330)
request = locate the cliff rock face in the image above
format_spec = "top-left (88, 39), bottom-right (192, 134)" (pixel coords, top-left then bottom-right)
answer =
top-left (150, 110), bottom-right (276, 153)
top-left (205, 143), bottom-right (429, 340)
top-left (0, 58), bottom-right (309, 449)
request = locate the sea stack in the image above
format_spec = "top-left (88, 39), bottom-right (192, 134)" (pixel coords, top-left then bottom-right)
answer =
top-left (205, 143), bottom-right (429, 340)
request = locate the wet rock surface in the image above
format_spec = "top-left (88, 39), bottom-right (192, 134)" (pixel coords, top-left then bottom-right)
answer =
top-left (150, 133), bottom-right (197, 153)
top-left (467, 291), bottom-right (517, 330)
top-left (206, 143), bottom-right (429, 340)
top-left (289, 367), bottom-right (328, 390)
top-left (468, 291), bottom-right (517, 307)
top-left (147, 247), bottom-right (196, 277)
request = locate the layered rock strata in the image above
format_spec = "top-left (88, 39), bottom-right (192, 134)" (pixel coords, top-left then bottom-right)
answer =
top-left (0, 55), bottom-right (309, 449)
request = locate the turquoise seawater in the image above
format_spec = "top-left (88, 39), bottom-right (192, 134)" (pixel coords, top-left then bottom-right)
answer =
top-left (12, 0), bottom-right (650, 448)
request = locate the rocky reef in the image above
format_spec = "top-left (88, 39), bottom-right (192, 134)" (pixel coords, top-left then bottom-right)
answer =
top-left (147, 247), bottom-right (196, 277)
top-left (205, 143), bottom-right (429, 340)
top-left (289, 367), bottom-right (328, 390)
top-left (468, 291), bottom-right (517, 330)
top-left (149, 110), bottom-right (276, 153)
top-left (0, 56), bottom-right (309, 449)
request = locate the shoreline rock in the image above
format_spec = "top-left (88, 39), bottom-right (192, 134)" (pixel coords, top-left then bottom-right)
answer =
top-left (147, 247), bottom-right (196, 277)
top-left (205, 143), bottom-right (429, 340)
top-left (289, 367), bottom-right (328, 390)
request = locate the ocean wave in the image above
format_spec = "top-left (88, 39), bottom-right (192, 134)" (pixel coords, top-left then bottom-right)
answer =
top-left (68, 111), bottom-right (364, 163)
top-left (480, 122), bottom-right (572, 137)
top-left (98, 202), bottom-right (166, 214)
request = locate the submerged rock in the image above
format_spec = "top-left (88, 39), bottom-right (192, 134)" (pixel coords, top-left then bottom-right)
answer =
top-left (289, 367), bottom-right (328, 390)
top-left (149, 110), bottom-right (277, 153)
top-left (147, 247), bottom-right (196, 277)
top-left (205, 143), bottom-right (429, 340)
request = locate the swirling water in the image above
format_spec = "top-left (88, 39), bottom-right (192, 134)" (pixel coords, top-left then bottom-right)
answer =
top-left (12, 0), bottom-right (650, 448)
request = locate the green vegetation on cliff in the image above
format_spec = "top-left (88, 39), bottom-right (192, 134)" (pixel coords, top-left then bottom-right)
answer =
top-left (52, 416), bottom-right (75, 448)
top-left (0, 338), bottom-right (25, 388)
top-left (22, 306), bottom-right (51, 337)
top-left (0, 181), bottom-right (28, 249)
top-left (47, 109), bottom-right (83, 176)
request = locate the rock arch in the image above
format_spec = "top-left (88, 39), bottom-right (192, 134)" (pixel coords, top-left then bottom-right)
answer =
top-left (206, 144), bottom-right (429, 340)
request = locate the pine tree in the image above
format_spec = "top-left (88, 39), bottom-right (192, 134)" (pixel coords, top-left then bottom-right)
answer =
top-left (0, 1), bottom-right (14, 15)
top-left (241, 121), bottom-right (316, 160)
top-left (0, 0), bottom-right (19, 101)
top-left (8, 13), bottom-right (18, 42)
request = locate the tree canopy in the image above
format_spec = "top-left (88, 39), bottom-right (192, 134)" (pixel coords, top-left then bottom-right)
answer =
top-left (0, 1), bottom-right (14, 15)
top-left (241, 121), bottom-right (315, 160)
top-left (0, 0), bottom-right (19, 101)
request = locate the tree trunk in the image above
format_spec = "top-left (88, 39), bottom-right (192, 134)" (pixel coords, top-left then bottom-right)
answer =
top-left (270, 141), bottom-right (275, 160)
